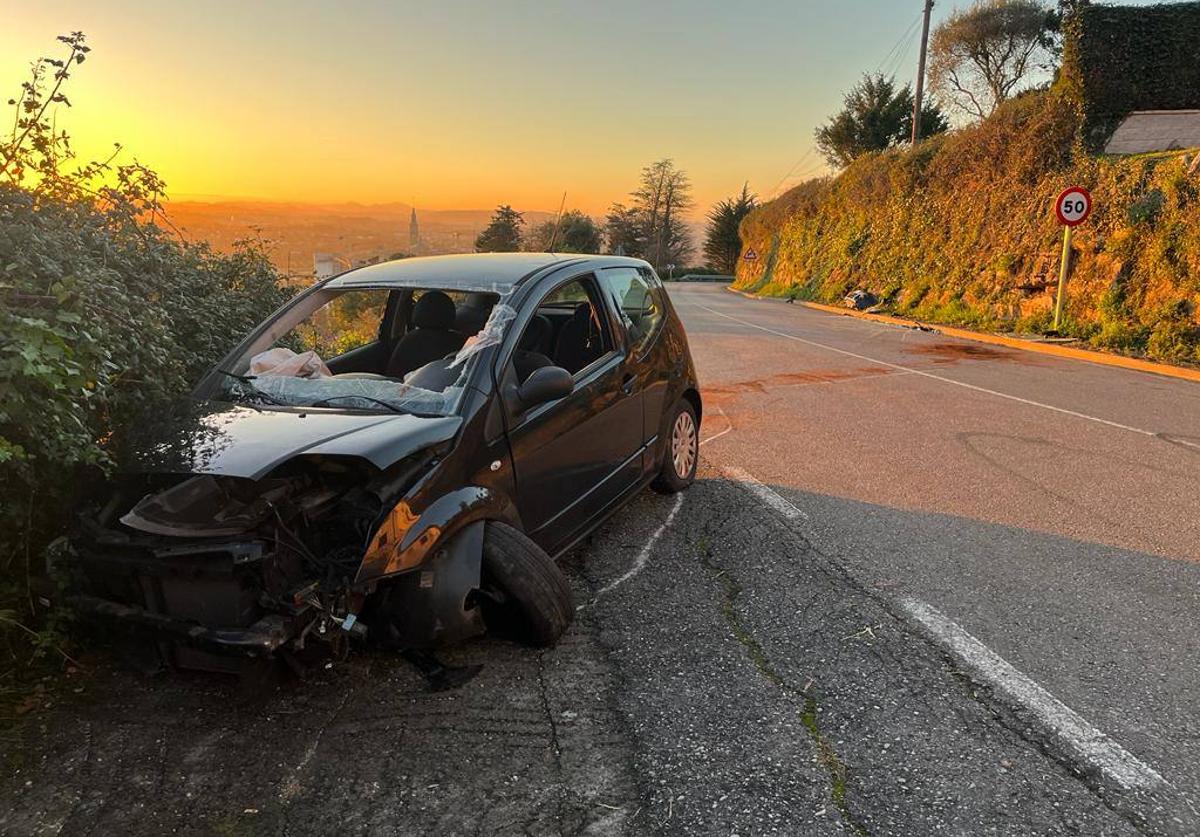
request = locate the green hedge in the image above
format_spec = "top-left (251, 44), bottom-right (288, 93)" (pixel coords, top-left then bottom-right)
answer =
top-left (1063, 2), bottom-right (1200, 147)
top-left (736, 90), bottom-right (1200, 363)
top-left (0, 185), bottom-right (293, 672)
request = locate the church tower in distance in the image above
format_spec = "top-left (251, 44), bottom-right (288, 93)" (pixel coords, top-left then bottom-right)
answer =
top-left (408, 207), bottom-right (421, 251)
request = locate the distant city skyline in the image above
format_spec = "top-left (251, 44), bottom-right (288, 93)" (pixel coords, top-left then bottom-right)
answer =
top-left (1, 0), bottom-right (1169, 215)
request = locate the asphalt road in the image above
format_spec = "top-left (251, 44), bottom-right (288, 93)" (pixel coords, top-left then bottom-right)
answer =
top-left (666, 283), bottom-right (1200, 832)
top-left (3, 282), bottom-right (1197, 835)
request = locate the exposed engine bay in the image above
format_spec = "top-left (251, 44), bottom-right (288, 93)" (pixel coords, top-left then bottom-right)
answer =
top-left (72, 450), bottom-right (478, 676)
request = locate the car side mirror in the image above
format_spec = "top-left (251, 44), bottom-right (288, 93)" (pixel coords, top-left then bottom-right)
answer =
top-left (517, 366), bottom-right (573, 409)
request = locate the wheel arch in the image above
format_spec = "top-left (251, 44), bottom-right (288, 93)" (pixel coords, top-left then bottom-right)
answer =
top-left (680, 386), bottom-right (703, 427)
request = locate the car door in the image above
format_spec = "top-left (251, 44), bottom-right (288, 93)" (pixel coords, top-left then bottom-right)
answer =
top-left (596, 265), bottom-right (671, 460)
top-left (500, 273), bottom-right (643, 555)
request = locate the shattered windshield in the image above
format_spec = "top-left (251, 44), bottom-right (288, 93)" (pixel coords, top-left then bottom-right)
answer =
top-left (215, 286), bottom-right (516, 416)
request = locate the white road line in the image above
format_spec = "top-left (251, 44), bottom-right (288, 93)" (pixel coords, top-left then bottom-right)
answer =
top-left (700, 404), bottom-right (733, 446)
top-left (692, 301), bottom-right (1162, 441)
top-left (901, 597), bottom-right (1166, 791)
top-left (723, 466), bottom-right (809, 521)
top-left (718, 462), bottom-right (1168, 792)
top-left (585, 494), bottom-right (684, 607)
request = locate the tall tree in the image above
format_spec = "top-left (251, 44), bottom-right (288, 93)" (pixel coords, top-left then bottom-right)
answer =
top-left (815, 74), bottom-right (949, 168)
top-left (929, 0), bottom-right (1056, 121)
top-left (526, 209), bottom-right (602, 253)
top-left (604, 159), bottom-right (694, 270)
top-left (636, 158), bottom-right (694, 270)
top-left (474, 205), bottom-right (524, 252)
top-left (703, 184), bottom-right (757, 274)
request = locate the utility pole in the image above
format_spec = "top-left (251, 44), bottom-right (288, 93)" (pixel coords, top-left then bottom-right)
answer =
top-left (911, 0), bottom-right (935, 145)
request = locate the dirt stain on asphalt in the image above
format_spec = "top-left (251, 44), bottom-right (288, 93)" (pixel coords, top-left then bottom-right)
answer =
top-left (907, 342), bottom-right (1044, 365)
top-left (703, 366), bottom-right (896, 403)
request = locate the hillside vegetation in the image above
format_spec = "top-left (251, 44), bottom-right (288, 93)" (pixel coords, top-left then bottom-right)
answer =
top-left (736, 89), bottom-right (1200, 363)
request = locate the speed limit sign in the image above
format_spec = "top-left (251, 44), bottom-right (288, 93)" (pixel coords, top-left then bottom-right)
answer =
top-left (1050, 185), bottom-right (1093, 331)
top-left (1055, 186), bottom-right (1092, 226)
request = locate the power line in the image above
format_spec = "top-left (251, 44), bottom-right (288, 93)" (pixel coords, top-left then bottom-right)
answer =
top-left (765, 6), bottom-right (929, 203)
top-left (883, 29), bottom-right (920, 81)
top-left (769, 158), bottom-right (829, 200)
top-left (876, 11), bottom-right (923, 77)
top-left (765, 147), bottom-right (816, 200)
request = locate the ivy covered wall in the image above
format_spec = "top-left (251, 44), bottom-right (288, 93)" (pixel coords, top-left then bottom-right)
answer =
top-left (1062, 1), bottom-right (1200, 148)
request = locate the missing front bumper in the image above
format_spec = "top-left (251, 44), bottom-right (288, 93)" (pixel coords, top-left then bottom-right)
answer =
top-left (69, 594), bottom-right (294, 655)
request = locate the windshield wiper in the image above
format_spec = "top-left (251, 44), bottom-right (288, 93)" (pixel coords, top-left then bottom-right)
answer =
top-left (310, 395), bottom-right (407, 414)
top-left (214, 369), bottom-right (289, 406)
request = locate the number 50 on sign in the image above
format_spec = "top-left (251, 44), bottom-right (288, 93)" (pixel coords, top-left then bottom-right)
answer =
top-left (1055, 187), bottom-right (1092, 226)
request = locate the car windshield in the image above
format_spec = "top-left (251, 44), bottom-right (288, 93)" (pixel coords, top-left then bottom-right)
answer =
top-left (213, 286), bottom-right (515, 416)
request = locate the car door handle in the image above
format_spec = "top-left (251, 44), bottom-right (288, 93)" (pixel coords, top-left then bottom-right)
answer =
top-left (621, 373), bottom-right (637, 395)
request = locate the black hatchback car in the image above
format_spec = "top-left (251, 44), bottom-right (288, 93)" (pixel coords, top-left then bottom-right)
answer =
top-left (72, 253), bottom-right (701, 675)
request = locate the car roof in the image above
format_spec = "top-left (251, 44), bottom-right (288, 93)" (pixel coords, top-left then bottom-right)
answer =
top-left (324, 252), bottom-right (651, 294)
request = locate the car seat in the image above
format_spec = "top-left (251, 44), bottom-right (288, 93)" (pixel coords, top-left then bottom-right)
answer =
top-left (554, 302), bottom-right (602, 374)
top-left (386, 291), bottom-right (466, 380)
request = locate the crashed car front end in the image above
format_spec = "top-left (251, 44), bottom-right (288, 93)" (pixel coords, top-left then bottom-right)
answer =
top-left (68, 290), bottom-right (519, 674)
top-left (73, 449), bottom-right (432, 672)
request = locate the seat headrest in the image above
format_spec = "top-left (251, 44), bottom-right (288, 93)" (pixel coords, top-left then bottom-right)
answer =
top-left (518, 313), bottom-right (551, 351)
top-left (455, 293), bottom-right (497, 334)
top-left (413, 291), bottom-right (457, 330)
top-left (572, 301), bottom-right (592, 320)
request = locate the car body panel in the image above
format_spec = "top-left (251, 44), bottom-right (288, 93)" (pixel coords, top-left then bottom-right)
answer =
top-left (122, 400), bottom-right (462, 480)
top-left (504, 351), bottom-right (645, 555)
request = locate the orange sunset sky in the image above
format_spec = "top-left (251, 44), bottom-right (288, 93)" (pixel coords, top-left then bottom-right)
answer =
top-left (2, 0), bottom-right (1162, 216)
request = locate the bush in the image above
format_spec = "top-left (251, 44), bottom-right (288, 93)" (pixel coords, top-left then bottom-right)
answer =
top-left (0, 34), bottom-right (293, 674)
top-left (1146, 301), bottom-right (1200, 362)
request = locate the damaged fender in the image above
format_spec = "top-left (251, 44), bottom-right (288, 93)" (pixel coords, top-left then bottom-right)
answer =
top-left (357, 485), bottom-right (512, 583)
top-left (369, 520), bottom-right (487, 648)
top-left (356, 486), bottom-right (514, 647)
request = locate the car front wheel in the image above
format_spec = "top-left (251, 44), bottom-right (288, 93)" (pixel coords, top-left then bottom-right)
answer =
top-left (652, 398), bottom-right (699, 494)
top-left (475, 522), bottom-right (573, 647)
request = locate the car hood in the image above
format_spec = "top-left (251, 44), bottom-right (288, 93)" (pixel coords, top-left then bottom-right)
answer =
top-left (123, 400), bottom-right (462, 480)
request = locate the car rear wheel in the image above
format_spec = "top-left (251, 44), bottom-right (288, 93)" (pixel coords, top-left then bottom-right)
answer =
top-left (652, 399), bottom-right (699, 494)
top-left (476, 522), bottom-right (573, 647)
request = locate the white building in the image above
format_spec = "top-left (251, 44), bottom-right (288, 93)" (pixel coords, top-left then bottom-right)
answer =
top-left (313, 252), bottom-right (338, 280)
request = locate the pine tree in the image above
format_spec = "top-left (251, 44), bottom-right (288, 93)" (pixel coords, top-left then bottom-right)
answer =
top-left (703, 184), bottom-right (757, 273)
top-left (474, 205), bottom-right (524, 252)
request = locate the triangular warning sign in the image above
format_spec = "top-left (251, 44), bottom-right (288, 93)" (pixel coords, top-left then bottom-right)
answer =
top-left (743, 248), bottom-right (758, 261)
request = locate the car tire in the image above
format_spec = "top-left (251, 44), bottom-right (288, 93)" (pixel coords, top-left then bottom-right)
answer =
top-left (652, 398), bottom-right (699, 494)
top-left (477, 522), bottom-right (573, 647)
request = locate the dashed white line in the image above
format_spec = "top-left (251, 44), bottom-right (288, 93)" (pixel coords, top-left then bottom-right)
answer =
top-left (692, 301), bottom-right (1162, 441)
top-left (901, 598), bottom-right (1166, 791)
top-left (585, 493), bottom-right (684, 607)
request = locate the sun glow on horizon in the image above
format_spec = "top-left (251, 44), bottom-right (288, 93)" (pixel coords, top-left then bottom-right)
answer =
top-left (14, 0), bottom-right (1159, 216)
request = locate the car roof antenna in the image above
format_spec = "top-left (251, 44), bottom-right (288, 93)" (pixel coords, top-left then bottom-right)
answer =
top-left (546, 191), bottom-right (567, 253)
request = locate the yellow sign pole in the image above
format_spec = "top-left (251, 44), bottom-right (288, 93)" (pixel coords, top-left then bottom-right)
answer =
top-left (1052, 224), bottom-right (1073, 332)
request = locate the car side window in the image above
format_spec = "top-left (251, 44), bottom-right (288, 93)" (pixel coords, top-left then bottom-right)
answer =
top-left (511, 277), bottom-right (615, 382)
top-left (598, 266), bottom-right (666, 356)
